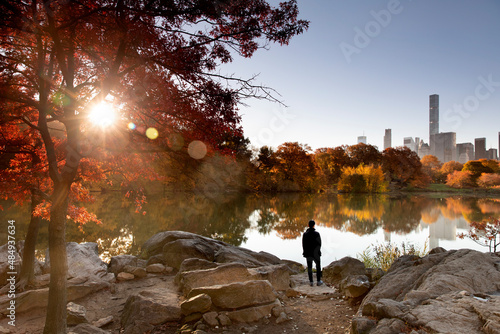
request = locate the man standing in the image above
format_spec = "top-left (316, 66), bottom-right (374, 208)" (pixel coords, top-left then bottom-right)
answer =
top-left (302, 220), bottom-right (323, 286)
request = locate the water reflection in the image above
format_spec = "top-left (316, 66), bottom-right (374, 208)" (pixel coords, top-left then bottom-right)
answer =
top-left (1, 193), bottom-right (499, 261)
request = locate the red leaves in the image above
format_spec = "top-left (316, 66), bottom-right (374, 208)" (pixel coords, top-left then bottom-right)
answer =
top-left (457, 218), bottom-right (500, 253)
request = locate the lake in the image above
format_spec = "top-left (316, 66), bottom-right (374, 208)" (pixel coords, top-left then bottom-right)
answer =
top-left (1, 192), bottom-right (499, 267)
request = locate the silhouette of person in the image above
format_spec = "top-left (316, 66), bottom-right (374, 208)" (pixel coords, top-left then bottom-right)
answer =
top-left (302, 219), bottom-right (323, 286)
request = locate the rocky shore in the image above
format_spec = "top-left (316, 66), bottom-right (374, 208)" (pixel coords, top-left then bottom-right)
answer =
top-left (1, 231), bottom-right (500, 334)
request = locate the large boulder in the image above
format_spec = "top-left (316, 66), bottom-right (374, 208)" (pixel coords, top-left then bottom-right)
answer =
top-left (120, 289), bottom-right (181, 334)
top-left (44, 242), bottom-right (108, 280)
top-left (178, 263), bottom-right (252, 295)
top-left (140, 231), bottom-right (227, 260)
top-left (141, 231), bottom-right (287, 270)
top-left (322, 256), bottom-right (367, 286)
top-left (187, 280), bottom-right (278, 310)
top-left (353, 249), bottom-right (500, 334)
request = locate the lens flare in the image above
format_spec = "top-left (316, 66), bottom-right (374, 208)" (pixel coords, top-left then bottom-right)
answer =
top-left (146, 127), bottom-right (159, 140)
top-left (188, 140), bottom-right (207, 159)
top-left (89, 102), bottom-right (116, 127)
top-left (128, 122), bottom-right (136, 130)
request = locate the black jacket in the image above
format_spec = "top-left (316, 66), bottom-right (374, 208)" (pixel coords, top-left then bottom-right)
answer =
top-left (302, 227), bottom-right (321, 258)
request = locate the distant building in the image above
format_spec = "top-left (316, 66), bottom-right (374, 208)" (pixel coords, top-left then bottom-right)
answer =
top-left (434, 132), bottom-right (456, 163)
top-left (475, 138), bottom-right (487, 160)
top-left (384, 129), bottom-right (392, 150)
top-left (418, 143), bottom-right (431, 159)
top-left (404, 137), bottom-right (416, 152)
top-left (487, 148), bottom-right (498, 160)
top-left (429, 94), bottom-right (439, 151)
top-left (456, 143), bottom-right (474, 163)
top-left (358, 136), bottom-right (367, 144)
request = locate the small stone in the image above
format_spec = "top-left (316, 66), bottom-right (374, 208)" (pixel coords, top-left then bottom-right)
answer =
top-left (181, 294), bottom-right (212, 315)
top-left (92, 315), bottom-right (114, 328)
top-left (165, 266), bottom-right (174, 274)
top-left (217, 313), bottom-right (232, 326)
top-left (275, 312), bottom-right (290, 324)
top-left (117, 272), bottom-right (135, 281)
top-left (203, 311), bottom-right (219, 327)
top-left (131, 267), bottom-right (147, 278)
top-left (67, 302), bottom-right (89, 325)
top-left (146, 263), bottom-right (166, 273)
top-left (272, 305), bottom-right (284, 318)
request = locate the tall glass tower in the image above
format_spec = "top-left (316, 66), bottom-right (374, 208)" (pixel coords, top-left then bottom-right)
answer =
top-left (429, 94), bottom-right (439, 140)
top-left (429, 94), bottom-right (439, 154)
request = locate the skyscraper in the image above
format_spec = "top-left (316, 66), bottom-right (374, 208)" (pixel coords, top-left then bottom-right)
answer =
top-left (475, 138), bottom-right (487, 160)
top-left (357, 136), bottom-right (367, 144)
top-left (429, 94), bottom-right (439, 155)
top-left (429, 94), bottom-right (439, 138)
top-left (434, 132), bottom-right (456, 162)
top-left (384, 129), bottom-right (391, 150)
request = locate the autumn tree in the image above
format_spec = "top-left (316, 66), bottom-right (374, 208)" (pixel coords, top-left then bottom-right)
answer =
top-left (446, 170), bottom-right (475, 188)
top-left (337, 164), bottom-right (387, 193)
top-left (0, 1), bottom-right (308, 333)
top-left (346, 143), bottom-right (382, 167)
top-left (420, 155), bottom-right (442, 183)
top-left (382, 147), bottom-right (427, 187)
top-left (439, 161), bottom-right (463, 183)
top-left (462, 160), bottom-right (494, 180)
top-left (274, 142), bottom-right (318, 191)
top-left (314, 146), bottom-right (350, 187)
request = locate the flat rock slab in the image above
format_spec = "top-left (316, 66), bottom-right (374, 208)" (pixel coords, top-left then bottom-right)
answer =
top-left (289, 273), bottom-right (338, 299)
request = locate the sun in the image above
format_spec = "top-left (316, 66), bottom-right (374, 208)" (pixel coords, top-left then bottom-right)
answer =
top-left (88, 102), bottom-right (116, 127)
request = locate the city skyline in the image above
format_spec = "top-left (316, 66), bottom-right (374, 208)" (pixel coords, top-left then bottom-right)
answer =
top-left (221, 1), bottom-right (500, 152)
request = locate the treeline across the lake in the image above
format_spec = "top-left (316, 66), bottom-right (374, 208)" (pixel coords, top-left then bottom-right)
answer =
top-left (165, 142), bottom-right (500, 194)
top-left (3, 192), bottom-right (499, 258)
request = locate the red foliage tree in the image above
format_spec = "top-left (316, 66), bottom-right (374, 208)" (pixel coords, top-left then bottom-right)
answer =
top-left (0, 1), bottom-right (308, 332)
top-left (381, 147), bottom-right (425, 187)
top-left (457, 218), bottom-right (500, 253)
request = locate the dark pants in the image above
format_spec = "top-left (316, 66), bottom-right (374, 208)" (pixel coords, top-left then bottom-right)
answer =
top-left (306, 256), bottom-right (321, 282)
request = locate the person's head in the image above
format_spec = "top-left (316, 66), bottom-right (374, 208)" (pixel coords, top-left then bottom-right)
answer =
top-left (308, 220), bottom-right (315, 228)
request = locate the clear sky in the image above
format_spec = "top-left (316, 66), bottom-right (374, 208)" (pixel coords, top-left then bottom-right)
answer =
top-left (222, 0), bottom-right (500, 153)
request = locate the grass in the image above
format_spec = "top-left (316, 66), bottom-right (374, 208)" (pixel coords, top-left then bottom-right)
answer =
top-left (357, 241), bottom-right (429, 272)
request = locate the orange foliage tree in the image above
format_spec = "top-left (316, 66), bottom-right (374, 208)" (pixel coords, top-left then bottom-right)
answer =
top-left (420, 155), bottom-right (442, 183)
top-left (446, 171), bottom-right (475, 188)
top-left (0, 1), bottom-right (308, 332)
top-left (381, 147), bottom-right (427, 187)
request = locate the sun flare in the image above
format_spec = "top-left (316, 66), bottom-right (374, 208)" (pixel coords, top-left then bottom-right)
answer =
top-left (88, 102), bottom-right (116, 127)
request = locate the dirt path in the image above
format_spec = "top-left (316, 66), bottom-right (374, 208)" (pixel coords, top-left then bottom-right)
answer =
top-left (1, 272), bottom-right (358, 334)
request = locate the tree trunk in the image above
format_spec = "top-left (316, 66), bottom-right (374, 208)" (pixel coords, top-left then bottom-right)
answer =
top-left (43, 183), bottom-right (69, 334)
top-left (18, 190), bottom-right (42, 290)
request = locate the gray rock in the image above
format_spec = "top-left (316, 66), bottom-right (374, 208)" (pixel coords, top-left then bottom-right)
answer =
top-left (275, 312), bottom-right (290, 324)
top-left (0, 280), bottom-right (108, 315)
top-left (351, 317), bottom-right (377, 334)
top-left (108, 255), bottom-right (139, 276)
top-left (181, 293), bottom-right (212, 316)
top-left (248, 264), bottom-right (291, 291)
top-left (340, 274), bottom-right (371, 299)
top-left (217, 313), bottom-right (231, 326)
top-left (178, 263), bottom-right (252, 295)
top-left (203, 311), bottom-right (219, 327)
top-left (69, 323), bottom-right (110, 334)
top-left (92, 316), bottom-right (114, 328)
top-left (187, 280), bottom-right (277, 310)
top-left (356, 249), bottom-right (500, 334)
top-left (120, 289), bottom-right (181, 334)
top-left (67, 302), bottom-right (89, 325)
top-left (116, 272), bottom-right (135, 281)
top-left (322, 256), bottom-right (367, 286)
top-left (44, 242), bottom-right (108, 280)
top-left (146, 263), bottom-right (166, 273)
top-left (226, 299), bottom-right (280, 323)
